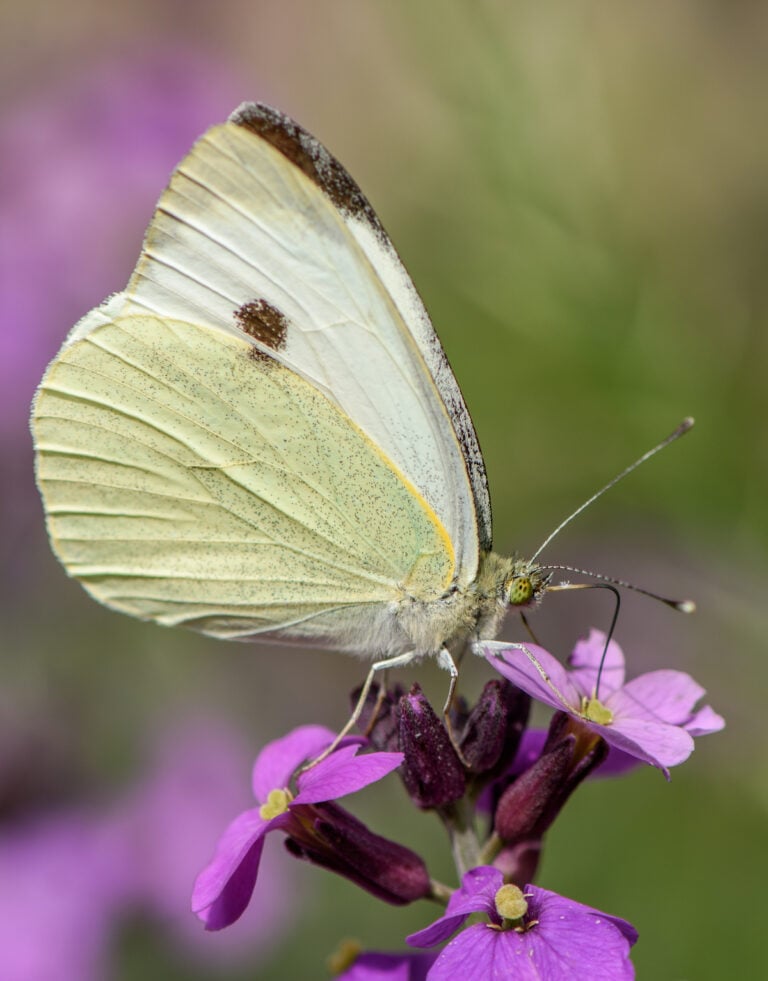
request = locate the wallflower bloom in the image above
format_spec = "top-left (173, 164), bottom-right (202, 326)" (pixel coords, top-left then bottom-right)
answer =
top-left (407, 866), bottom-right (638, 980)
top-left (193, 725), bottom-right (429, 930)
top-left (333, 947), bottom-right (436, 980)
top-left (482, 629), bottom-right (724, 776)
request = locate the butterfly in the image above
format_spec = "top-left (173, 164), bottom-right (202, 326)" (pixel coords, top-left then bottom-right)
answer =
top-left (31, 102), bottom-right (556, 689)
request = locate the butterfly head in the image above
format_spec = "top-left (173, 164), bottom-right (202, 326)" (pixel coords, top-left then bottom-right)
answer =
top-left (504, 560), bottom-right (551, 609)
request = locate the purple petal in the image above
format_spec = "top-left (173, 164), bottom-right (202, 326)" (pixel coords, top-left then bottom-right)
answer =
top-left (528, 886), bottom-right (638, 977)
top-left (407, 867), bottom-right (502, 948)
top-left (615, 670), bottom-right (710, 725)
top-left (602, 715), bottom-right (695, 773)
top-left (569, 629), bottom-right (626, 697)
top-left (427, 924), bottom-right (540, 981)
top-left (252, 725), bottom-right (337, 801)
top-left (294, 746), bottom-right (404, 804)
top-left (529, 885), bottom-right (638, 944)
top-left (482, 642), bottom-right (579, 712)
top-left (685, 704), bottom-right (725, 736)
top-left (406, 912), bottom-right (473, 950)
top-left (448, 866), bottom-right (503, 906)
top-left (192, 807), bottom-right (275, 929)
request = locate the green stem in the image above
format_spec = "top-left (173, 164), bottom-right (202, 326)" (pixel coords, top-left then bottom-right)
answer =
top-left (477, 830), bottom-right (503, 866)
top-left (427, 878), bottom-right (454, 906)
top-left (440, 797), bottom-right (481, 876)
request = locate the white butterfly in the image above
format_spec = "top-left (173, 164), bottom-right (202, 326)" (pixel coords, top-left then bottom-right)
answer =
top-left (32, 102), bottom-right (553, 686)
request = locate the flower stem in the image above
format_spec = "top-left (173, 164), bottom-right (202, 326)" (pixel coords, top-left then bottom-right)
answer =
top-left (439, 797), bottom-right (481, 876)
top-left (477, 830), bottom-right (503, 866)
top-left (427, 878), bottom-right (453, 905)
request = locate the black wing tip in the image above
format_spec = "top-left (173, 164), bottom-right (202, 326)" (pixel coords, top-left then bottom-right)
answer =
top-left (227, 101), bottom-right (282, 129)
top-left (226, 102), bottom-right (385, 236)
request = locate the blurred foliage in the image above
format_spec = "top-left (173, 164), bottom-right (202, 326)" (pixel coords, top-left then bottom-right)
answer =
top-left (2, 1), bottom-right (766, 978)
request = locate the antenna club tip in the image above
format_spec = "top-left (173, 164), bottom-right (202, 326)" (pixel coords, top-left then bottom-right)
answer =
top-left (676, 599), bottom-right (697, 614)
top-left (680, 416), bottom-right (695, 432)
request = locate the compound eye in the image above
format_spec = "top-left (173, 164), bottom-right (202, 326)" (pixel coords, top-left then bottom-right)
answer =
top-left (508, 576), bottom-right (533, 606)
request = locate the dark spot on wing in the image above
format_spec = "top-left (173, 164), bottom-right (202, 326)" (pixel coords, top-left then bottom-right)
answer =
top-left (235, 299), bottom-right (288, 357)
top-left (235, 299), bottom-right (289, 364)
top-left (229, 103), bottom-right (386, 239)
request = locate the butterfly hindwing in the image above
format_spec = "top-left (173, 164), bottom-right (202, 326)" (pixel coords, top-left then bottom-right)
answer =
top-left (33, 313), bottom-right (455, 650)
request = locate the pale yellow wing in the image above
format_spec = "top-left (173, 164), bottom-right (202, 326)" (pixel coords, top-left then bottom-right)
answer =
top-left (117, 104), bottom-right (491, 583)
top-left (32, 313), bottom-right (454, 653)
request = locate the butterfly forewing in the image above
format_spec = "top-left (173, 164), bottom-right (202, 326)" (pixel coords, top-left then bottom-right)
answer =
top-left (122, 103), bottom-right (490, 581)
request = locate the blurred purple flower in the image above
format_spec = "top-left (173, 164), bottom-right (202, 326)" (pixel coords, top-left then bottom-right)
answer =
top-left (407, 866), bottom-right (638, 980)
top-left (193, 725), bottom-right (423, 930)
top-left (0, 811), bottom-right (130, 981)
top-left (482, 629), bottom-right (724, 776)
top-left (1, 45), bottom-right (244, 578)
top-left (0, 717), bottom-right (290, 978)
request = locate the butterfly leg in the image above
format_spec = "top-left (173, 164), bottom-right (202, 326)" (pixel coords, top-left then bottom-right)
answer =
top-left (436, 647), bottom-right (477, 766)
top-left (304, 649), bottom-right (419, 769)
top-left (436, 647), bottom-right (459, 716)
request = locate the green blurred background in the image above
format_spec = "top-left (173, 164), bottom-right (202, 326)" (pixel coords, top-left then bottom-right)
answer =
top-left (2, 2), bottom-right (766, 978)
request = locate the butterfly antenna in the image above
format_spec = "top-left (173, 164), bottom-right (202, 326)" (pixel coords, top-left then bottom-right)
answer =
top-left (546, 565), bottom-right (696, 613)
top-left (530, 417), bottom-right (695, 564)
top-left (590, 584), bottom-right (621, 699)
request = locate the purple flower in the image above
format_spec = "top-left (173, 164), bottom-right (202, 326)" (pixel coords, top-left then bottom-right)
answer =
top-left (193, 725), bottom-right (429, 929)
top-left (0, 811), bottom-right (131, 981)
top-left (333, 947), bottom-right (436, 980)
top-left (482, 629), bottom-right (724, 776)
top-left (407, 866), bottom-right (638, 980)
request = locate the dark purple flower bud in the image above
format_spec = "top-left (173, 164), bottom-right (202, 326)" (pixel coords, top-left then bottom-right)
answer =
top-left (494, 711), bottom-right (608, 845)
top-left (458, 680), bottom-right (531, 778)
top-left (398, 685), bottom-right (466, 809)
top-left (351, 683), bottom-right (404, 753)
top-left (284, 801), bottom-right (430, 905)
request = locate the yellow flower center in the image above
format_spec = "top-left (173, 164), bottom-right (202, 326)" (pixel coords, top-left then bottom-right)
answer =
top-left (495, 883), bottom-right (528, 922)
top-left (259, 787), bottom-right (293, 819)
top-left (582, 696), bottom-right (613, 725)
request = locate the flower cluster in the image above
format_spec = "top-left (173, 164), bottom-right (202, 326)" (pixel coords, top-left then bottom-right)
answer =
top-left (194, 631), bottom-right (723, 978)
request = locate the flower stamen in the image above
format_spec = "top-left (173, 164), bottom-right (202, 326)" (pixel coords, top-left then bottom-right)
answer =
top-left (259, 787), bottom-right (293, 819)
top-left (581, 696), bottom-right (613, 725)
top-left (495, 883), bottom-right (528, 928)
